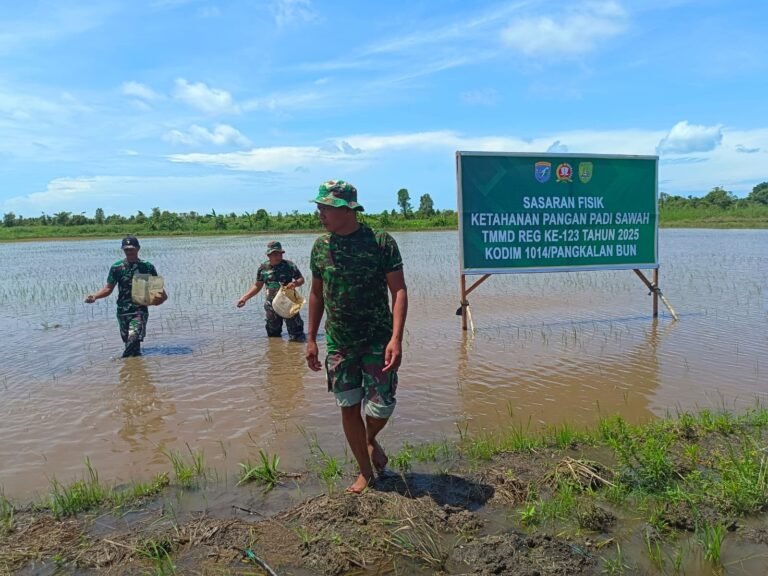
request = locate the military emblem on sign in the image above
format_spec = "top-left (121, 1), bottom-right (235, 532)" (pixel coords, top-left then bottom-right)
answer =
top-left (555, 163), bottom-right (573, 183)
top-left (534, 161), bottom-right (551, 183)
top-left (578, 162), bottom-right (593, 184)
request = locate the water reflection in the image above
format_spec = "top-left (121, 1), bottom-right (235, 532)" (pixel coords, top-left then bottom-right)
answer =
top-left (456, 318), bottom-right (673, 429)
top-left (258, 338), bottom-right (308, 428)
top-left (116, 358), bottom-right (175, 458)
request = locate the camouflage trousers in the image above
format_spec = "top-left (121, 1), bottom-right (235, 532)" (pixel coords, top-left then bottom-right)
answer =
top-left (117, 308), bottom-right (148, 357)
top-left (325, 341), bottom-right (397, 419)
top-left (264, 299), bottom-right (305, 340)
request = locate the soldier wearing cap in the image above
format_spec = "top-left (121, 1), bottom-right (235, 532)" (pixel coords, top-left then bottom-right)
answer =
top-left (84, 236), bottom-right (168, 357)
top-left (306, 179), bottom-right (408, 494)
top-left (237, 240), bottom-right (306, 342)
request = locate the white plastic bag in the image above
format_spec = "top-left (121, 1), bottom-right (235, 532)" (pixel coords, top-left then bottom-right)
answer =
top-left (271, 286), bottom-right (305, 319)
top-left (131, 274), bottom-right (165, 306)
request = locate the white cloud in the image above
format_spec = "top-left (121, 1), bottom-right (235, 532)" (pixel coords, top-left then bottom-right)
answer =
top-left (273, 0), bottom-right (317, 28)
top-left (165, 124), bottom-right (251, 147)
top-left (656, 120), bottom-right (723, 155)
top-left (168, 143), bottom-right (362, 171)
top-left (501, 1), bottom-right (627, 57)
top-left (174, 78), bottom-right (239, 114)
top-left (121, 81), bottom-right (161, 101)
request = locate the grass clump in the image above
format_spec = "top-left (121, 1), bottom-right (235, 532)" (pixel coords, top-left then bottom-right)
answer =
top-left (0, 489), bottom-right (14, 534)
top-left (237, 450), bottom-right (281, 491)
top-left (49, 457), bottom-right (110, 518)
top-left (162, 445), bottom-right (206, 488)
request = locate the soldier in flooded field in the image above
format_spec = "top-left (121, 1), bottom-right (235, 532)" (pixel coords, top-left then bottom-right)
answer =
top-left (305, 180), bottom-right (408, 494)
top-left (237, 240), bottom-right (307, 342)
top-left (85, 236), bottom-right (168, 358)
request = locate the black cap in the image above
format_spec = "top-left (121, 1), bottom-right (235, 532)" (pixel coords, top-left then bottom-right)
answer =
top-left (121, 236), bottom-right (140, 249)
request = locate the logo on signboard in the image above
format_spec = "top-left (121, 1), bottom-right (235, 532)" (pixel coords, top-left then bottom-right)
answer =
top-left (555, 163), bottom-right (573, 183)
top-left (534, 161), bottom-right (551, 183)
top-left (578, 162), bottom-right (593, 184)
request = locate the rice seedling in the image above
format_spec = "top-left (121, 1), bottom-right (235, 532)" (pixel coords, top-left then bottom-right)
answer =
top-left (237, 450), bottom-right (281, 491)
top-left (519, 502), bottom-right (539, 526)
top-left (49, 457), bottom-right (110, 518)
top-left (601, 543), bottom-right (632, 575)
top-left (0, 489), bottom-right (14, 534)
top-left (696, 521), bottom-right (725, 566)
top-left (499, 421), bottom-right (540, 453)
top-left (162, 445), bottom-right (206, 488)
top-left (643, 527), bottom-right (664, 571)
top-left (110, 473), bottom-right (170, 508)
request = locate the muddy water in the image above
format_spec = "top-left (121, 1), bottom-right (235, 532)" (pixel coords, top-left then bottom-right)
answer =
top-left (1, 229), bottom-right (766, 499)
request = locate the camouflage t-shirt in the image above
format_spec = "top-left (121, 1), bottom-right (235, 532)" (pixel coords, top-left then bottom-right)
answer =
top-left (107, 259), bottom-right (159, 314)
top-left (310, 224), bottom-right (403, 348)
top-left (256, 259), bottom-right (303, 300)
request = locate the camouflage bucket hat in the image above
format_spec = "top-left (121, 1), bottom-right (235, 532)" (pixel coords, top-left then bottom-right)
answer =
top-left (311, 180), bottom-right (365, 212)
top-left (266, 240), bottom-right (284, 255)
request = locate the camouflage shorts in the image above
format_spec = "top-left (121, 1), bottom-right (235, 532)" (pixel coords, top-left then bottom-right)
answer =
top-left (117, 309), bottom-right (148, 344)
top-left (325, 342), bottom-right (397, 419)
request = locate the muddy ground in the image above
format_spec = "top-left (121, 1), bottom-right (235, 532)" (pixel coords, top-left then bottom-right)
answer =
top-left (2, 443), bottom-right (766, 575)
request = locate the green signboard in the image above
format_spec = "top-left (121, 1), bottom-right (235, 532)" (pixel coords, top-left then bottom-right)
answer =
top-left (457, 152), bottom-right (658, 274)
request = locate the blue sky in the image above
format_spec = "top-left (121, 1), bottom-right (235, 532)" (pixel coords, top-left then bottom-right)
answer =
top-left (1, 0), bottom-right (766, 217)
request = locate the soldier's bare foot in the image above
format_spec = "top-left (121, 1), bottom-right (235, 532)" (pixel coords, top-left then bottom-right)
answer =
top-left (369, 439), bottom-right (388, 473)
top-left (345, 473), bottom-right (373, 494)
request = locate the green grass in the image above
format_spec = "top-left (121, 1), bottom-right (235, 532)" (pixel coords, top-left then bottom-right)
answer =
top-left (49, 457), bottom-right (110, 518)
top-left (0, 488), bottom-right (14, 534)
top-left (162, 445), bottom-right (206, 488)
top-left (237, 450), bottom-right (282, 491)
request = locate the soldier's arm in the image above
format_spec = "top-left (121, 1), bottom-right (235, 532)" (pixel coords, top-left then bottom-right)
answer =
top-left (237, 281), bottom-right (264, 307)
top-left (305, 276), bottom-right (324, 371)
top-left (383, 269), bottom-right (408, 372)
top-left (85, 283), bottom-right (115, 303)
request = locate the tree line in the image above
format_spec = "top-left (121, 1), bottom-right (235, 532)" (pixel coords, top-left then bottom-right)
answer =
top-left (1, 190), bottom-right (452, 233)
top-left (2, 183), bottom-right (768, 233)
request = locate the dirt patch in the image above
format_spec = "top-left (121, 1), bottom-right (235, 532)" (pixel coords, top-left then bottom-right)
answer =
top-left (449, 532), bottom-right (596, 575)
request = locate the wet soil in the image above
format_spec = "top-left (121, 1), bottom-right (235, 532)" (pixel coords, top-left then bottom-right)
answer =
top-left (2, 442), bottom-right (767, 575)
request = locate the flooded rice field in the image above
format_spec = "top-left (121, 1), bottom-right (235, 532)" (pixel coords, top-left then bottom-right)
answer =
top-left (1, 229), bottom-right (766, 500)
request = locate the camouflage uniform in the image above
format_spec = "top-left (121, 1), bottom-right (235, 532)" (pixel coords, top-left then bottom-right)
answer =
top-left (310, 222), bottom-right (403, 418)
top-left (256, 259), bottom-right (305, 340)
top-left (107, 259), bottom-right (159, 357)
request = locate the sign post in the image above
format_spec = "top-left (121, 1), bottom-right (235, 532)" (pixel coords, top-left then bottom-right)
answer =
top-left (456, 151), bottom-right (677, 328)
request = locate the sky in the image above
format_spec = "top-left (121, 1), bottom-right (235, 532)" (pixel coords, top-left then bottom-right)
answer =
top-left (1, 0), bottom-right (766, 217)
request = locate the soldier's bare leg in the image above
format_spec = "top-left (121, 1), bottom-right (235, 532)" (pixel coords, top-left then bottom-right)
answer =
top-left (366, 416), bottom-right (389, 473)
top-left (341, 405), bottom-right (374, 493)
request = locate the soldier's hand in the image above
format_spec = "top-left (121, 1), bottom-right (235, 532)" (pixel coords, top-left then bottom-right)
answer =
top-left (284, 281), bottom-right (296, 290)
top-left (383, 338), bottom-right (402, 373)
top-left (236, 299), bottom-right (247, 308)
top-left (305, 341), bottom-right (322, 371)
top-left (85, 294), bottom-right (96, 304)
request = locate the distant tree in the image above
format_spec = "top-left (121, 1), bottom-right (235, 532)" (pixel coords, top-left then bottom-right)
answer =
top-left (135, 210), bottom-right (147, 224)
top-left (703, 186), bottom-right (736, 208)
top-left (3, 212), bottom-right (15, 227)
top-left (379, 210), bottom-right (391, 226)
top-left (417, 193), bottom-right (435, 217)
top-left (397, 188), bottom-right (412, 217)
top-left (748, 181), bottom-right (768, 205)
top-left (94, 208), bottom-right (105, 225)
top-left (53, 211), bottom-right (71, 226)
top-left (70, 213), bottom-right (88, 226)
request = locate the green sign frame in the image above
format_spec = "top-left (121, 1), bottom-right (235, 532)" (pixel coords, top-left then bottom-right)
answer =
top-left (457, 151), bottom-right (659, 274)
